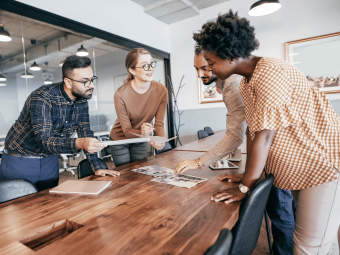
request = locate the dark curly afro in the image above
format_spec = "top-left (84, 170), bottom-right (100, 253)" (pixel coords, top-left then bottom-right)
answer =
top-left (193, 10), bottom-right (259, 60)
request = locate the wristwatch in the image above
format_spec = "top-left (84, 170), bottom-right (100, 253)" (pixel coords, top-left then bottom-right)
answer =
top-left (239, 183), bottom-right (250, 195)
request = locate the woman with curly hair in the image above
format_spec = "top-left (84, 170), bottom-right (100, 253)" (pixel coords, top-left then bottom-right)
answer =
top-left (194, 10), bottom-right (340, 254)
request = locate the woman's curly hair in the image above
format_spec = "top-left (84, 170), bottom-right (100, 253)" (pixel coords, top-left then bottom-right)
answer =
top-left (193, 10), bottom-right (259, 60)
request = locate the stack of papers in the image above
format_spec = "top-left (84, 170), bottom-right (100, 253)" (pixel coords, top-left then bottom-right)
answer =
top-left (131, 133), bottom-right (177, 143)
top-left (103, 137), bottom-right (150, 146)
top-left (132, 165), bottom-right (207, 189)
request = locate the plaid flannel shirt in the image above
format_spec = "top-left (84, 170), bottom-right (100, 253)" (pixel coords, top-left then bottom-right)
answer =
top-left (5, 82), bottom-right (107, 172)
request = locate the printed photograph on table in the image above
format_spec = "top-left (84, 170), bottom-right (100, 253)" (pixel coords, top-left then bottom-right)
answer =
top-left (285, 32), bottom-right (340, 94)
top-left (198, 78), bottom-right (223, 104)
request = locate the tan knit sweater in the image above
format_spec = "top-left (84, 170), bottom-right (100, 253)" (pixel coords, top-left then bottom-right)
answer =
top-left (200, 75), bottom-right (247, 165)
top-left (110, 80), bottom-right (168, 140)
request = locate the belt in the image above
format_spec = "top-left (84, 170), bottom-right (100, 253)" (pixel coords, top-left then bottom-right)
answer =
top-left (4, 148), bottom-right (47, 159)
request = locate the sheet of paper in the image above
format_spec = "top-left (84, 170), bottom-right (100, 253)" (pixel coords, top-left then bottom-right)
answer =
top-left (49, 180), bottom-right (111, 195)
top-left (132, 165), bottom-right (207, 189)
top-left (131, 133), bottom-right (177, 143)
top-left (102, 137), bottom-right (150, 146)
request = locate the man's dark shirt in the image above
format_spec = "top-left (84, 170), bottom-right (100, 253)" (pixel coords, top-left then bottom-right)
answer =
top-left (5, 82), bottom-right (107, 171)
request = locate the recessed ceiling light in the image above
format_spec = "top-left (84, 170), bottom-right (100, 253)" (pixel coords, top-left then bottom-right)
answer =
top-left (249, 0), bottom-right (281, 16)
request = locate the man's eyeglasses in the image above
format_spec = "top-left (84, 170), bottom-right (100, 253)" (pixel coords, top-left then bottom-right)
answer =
top-left (66, 76), bottom-right (98, 88)
top-left (135, 61), bottom-right (157, 71)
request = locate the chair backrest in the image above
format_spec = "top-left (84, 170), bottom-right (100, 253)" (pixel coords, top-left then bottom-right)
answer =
top-left (229, 174), bottom-right (274, 255)
top-left (0, 179), bottom-right (38, 203)
top-left (155, 142), bottom-right (172, 155)
top-left (204, 126), bottom-right (214, 136)
top-left (77, 158), bottom-right (108, 179)
top-left (204, 228), bottom-right (233, 255)
top-left (197, 130), bottom-right (209, 140)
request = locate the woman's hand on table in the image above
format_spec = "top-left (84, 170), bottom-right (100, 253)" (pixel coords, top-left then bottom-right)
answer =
top-left (211, 187), bottom-right (247, 204)
top-left (141, 123), bottom-right (154, 136)
top-left (218, 173), bottom-right (243, 183)
top-left (175, 159), bottom-right (203, 174)
top-left (149, 142), bottom-right (165, 150)
top-left (95, 169), bottom-right (120, 177)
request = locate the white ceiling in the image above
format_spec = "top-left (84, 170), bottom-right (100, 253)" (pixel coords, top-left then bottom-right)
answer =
top-left (131, 0), bottom-right (230, 24)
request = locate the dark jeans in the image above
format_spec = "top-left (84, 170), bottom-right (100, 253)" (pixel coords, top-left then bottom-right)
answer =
top-left (0, 152), bottom-right (59, 191)
top-left (109, 142), bottom-right (147, 167)
top-left (266, 185), bottom-right (296, 255)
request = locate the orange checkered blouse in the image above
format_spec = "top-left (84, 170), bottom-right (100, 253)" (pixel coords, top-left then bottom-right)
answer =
top-left (239, 57), bottom-right (340, 190)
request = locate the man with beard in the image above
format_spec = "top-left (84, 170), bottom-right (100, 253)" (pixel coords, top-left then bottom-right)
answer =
top-left (0, 55), bottom-right (119, 191)
top-left (175, 45), bottom-right (246, 174)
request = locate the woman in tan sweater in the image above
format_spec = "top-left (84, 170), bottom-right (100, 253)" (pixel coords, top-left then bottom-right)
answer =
top-left (109, 48), bottom-right (168, 167)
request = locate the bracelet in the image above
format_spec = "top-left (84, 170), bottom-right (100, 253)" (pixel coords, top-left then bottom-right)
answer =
top-left (195, 158), bottom-right (202, 168)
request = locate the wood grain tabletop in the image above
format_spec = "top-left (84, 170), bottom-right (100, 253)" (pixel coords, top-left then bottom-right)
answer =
top-left (174, 131), bottom-right (247, 154)
top-left (0, 150), bottom-right (246, 255)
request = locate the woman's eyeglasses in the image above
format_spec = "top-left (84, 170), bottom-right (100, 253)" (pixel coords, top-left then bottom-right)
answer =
top-left (135, 61), bottom-right (157, 71)
top-left (66, 76), bottom-right (98, 88)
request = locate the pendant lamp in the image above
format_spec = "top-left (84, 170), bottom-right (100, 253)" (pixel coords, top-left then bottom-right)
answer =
top-left (59, 60), bottom-right (64, 67)
top-left (21, 72), bottom-right (34, 79)
top-left (0, 24), bottom-right (12, 42)
top-left (76, 43), bottom-right (89, 56)
top-left (30, 61), bottom-right (41, 71)
top-left (0, 73), bottom-right (6, 81)
top-left (0, 83), bottom-right (6, 86)
top-left (249, 0), bottom-right (281, 16)
top-left (44, 77), bottom-right (52, 84)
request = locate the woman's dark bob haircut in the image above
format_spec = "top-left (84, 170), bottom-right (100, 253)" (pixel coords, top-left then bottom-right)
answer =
top-left (193, 10), bottom-right (260, 60)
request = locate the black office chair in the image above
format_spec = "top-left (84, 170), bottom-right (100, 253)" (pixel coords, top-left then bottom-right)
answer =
top-left (228, 174), bottom-right (274, 255)
top-left (0, 179), bottom-right (38, 203)
top-left (197, 130), bottom-right (209, 140)
top-left (77, 158), bottom-right (108, 179)
top-left (155, 142), bottom-right (172, 155)
top-left (204, 126), bottom-right (214, 136)
top-left (204, 228), bottom-right (233, 255)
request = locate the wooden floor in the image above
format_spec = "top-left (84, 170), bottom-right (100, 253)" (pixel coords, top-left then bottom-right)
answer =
top-left (59, 164), bottom-right (340, 254)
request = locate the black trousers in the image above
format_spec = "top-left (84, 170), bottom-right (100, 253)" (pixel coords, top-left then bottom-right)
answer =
top-left (109, 142), bottom-right (147, 167)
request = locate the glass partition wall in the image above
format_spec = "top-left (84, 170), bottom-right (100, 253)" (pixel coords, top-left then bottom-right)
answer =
top-left (0, 9), bottom-right (168, 154)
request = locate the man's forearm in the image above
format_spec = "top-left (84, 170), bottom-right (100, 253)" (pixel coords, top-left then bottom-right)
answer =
top-left (241, 129), bottom-right (275, 190)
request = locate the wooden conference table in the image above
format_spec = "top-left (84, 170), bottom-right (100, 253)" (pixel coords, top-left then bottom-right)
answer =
top-left (0, 136), bottom-right (246, 255)
top-left (175, 131), bottom-right (247, 154)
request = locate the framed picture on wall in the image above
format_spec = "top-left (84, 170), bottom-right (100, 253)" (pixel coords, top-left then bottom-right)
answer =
top-left (197, 78), bottom-right (223, 104)
top-left (113, 73), bottom-right (128, 92)
top-left (285, 32), bottom-right (340, 94)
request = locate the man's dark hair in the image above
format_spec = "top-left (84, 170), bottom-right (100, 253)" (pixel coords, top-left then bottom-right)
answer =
top-left (193, 10), bottom-right (259, 60)
top-left (62, 55), bottom-right (91, 80)
top-left (194, 44), bottom-right (203, 56)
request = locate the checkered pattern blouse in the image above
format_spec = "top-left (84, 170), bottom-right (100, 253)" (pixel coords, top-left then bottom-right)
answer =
top-left (239, 57), bottom-right (340, 190)
top-left (5, 82), bottom-right (107, 172)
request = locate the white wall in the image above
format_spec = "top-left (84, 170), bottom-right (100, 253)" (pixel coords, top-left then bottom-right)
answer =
top-left (168, 0), bottom-right (340, 110)
top-left (16, 0), bottom-right (170, 53)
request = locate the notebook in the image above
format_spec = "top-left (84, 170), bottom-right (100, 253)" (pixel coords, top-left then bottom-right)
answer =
top-left (49, 180), bottom-right (111, 195)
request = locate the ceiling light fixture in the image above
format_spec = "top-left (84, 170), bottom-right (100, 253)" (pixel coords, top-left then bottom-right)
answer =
top-left (0, 24), bottom-right (12, 42)
top-left (76, 43), bottom-right (89, 56)
top-left (249, 0), bottom-right (281, 16)
top-left (29, 61), bottom-right (41, 71)
top-left (59, 60), bottom-right (64, 67)
top-left (0, 83), bottom-right (6, 86)
top-left (44, 77), bottom-right (52, 84)
top-left (0, 73), bottom-right (6, 81)
top-left (21, 72), bottom-right (34, 79)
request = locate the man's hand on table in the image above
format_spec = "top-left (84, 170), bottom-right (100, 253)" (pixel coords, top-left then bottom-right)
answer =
top-left (95, 169), bottom-right (120, 177)
top-left (211, 187), bottom-right (247, 204)
top-left (218, 173), bottom-right (244, 182)
top-left (76, 137), bottom-right (107, 154)
top-left (175, 158), bottom-right (203, 174)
